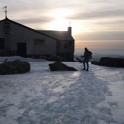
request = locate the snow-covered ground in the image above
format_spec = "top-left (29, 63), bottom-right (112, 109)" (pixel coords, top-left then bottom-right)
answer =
top-left (0, 57), bottom-right (124, 124)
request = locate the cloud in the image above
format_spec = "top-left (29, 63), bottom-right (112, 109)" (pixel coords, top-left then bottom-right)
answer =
top-left (93, 19), bottom-right (124, 31)
top-left (68, 9), bottom-right (124, 20)
top-left (1, 0), bottom-right (124, 42)
top-left (76, 31), bottom-right (124, 41)
top-left (94, 19), bottom-right (124, 25)
top-left (15, 17), bottom-right (53, 24)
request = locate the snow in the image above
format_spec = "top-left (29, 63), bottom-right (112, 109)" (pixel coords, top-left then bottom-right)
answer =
top-left (0, 56), bottom-right (47, 63)
top-left (0, 57), bottom-right (124, 124)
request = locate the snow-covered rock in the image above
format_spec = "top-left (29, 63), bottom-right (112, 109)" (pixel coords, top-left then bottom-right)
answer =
top-left (0, 60), bottom-right (30, 75)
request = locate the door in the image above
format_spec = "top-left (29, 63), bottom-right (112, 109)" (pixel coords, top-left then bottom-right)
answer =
top-left (0, 38), bottom-right (5, 49)
top-left (17, 43), bottom-right (27, 57)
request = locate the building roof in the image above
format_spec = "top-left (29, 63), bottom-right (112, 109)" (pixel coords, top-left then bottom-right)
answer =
top-left (38, 30), bottom-right (74, 41)
top-left (0, 18), bottom-right (74, 41)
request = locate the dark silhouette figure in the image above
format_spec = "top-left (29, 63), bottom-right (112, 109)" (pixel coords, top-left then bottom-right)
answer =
top-left (82, 47), bottom-right (90, 71)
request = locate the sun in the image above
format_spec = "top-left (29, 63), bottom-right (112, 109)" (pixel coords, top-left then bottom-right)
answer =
top-left (46, 8), bottom-right (89, 33)
top-left (48, 19), bottom-right (69, 31)
top-left (47, 8), bottom-right (72, 30)
top-left (49, 8), bottom-right (71, 19)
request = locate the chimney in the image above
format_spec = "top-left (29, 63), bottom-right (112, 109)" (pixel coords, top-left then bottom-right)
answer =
top-left (68, 27), bottom-right (72, 35)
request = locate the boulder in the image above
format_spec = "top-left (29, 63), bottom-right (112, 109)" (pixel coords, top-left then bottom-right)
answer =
top-left (49, 61), bottom-right (77, 71)
top-left (0, 59), bottom-right (30, 75)
top-left (91, 57), bottom-right (124, 68)
top-left (91, 61), bottom-right (100, 65)
top-left (74, 57), bottom-right (83, 63)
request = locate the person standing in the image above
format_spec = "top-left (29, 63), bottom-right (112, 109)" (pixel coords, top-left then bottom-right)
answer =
top-left (82, 47), bottom-right (90, 71)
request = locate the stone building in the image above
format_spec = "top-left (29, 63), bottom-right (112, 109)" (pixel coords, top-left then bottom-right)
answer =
top-left (0, 18), bottom-right (75, 61)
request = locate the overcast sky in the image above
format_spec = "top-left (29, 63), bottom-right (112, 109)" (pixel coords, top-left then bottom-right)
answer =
top-left (0, 0), bottom-right (124, 48)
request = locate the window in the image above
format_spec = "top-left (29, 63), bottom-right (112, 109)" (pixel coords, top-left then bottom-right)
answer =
top-left (64, 41), bottom-right (72, 49)
top-left (3, 22), bottom-right (10, 34)
top-left (34, 38), bottom-right (45, 45)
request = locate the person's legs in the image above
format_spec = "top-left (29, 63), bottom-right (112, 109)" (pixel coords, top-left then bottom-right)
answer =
top-left (83, 58), bottom-right (89, 71)
top-left (85, 57), bottom-right (89, 71)
top-left (83, 60), bottom-right (86, 70)
top-left (86, 61), bottom-right (89, 71)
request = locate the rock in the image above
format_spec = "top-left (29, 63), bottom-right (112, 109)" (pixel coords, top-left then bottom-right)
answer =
top-left (74, 57), bottom-right (83, 63)
top-left (91, 61), bottom-right (100, 65)
top-left (0, 59), bottom-right (30, 75)
top-left (91, 57), bottom-right (124, 68)
top-left (49, 61), bottom-right (77, 71)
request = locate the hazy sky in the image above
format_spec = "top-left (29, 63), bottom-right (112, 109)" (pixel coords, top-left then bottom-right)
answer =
top-left (0, 0), bottom-right (124, 48)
